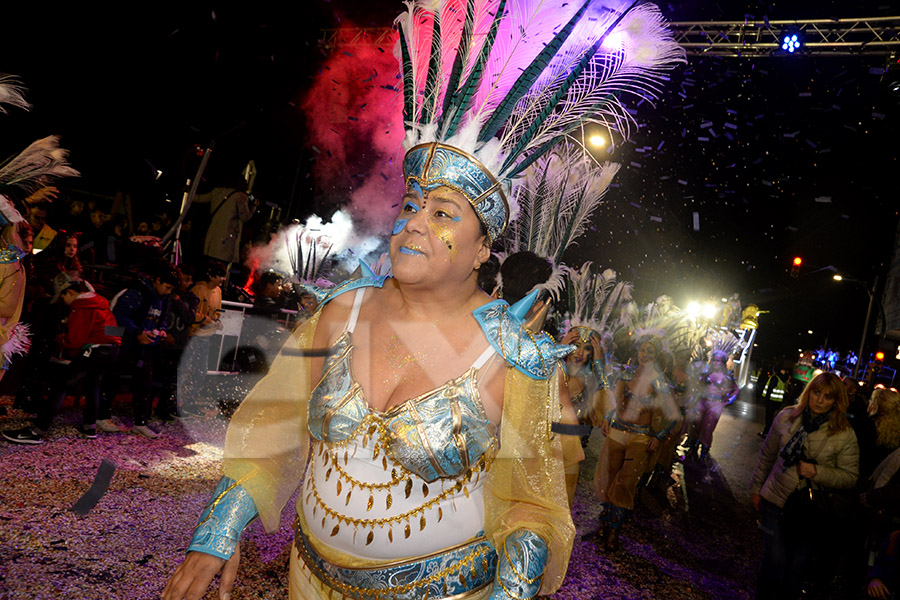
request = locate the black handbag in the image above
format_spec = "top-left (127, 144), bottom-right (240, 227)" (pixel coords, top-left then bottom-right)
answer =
top-left (782, 480), bottom-right (850, 536)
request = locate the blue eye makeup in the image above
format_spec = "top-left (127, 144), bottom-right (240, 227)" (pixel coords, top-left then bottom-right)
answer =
top-left (392, 218), bottom-right (408, 235)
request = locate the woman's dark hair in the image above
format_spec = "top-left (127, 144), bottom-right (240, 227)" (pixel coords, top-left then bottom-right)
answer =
top-left (477, 254), bottom-right (501, 294)
top-left (40, 231), bottom-right (82, 274)
top-left (499, 251), bottom-right (552, 304)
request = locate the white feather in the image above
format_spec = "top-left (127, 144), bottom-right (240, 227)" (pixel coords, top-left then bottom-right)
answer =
top-left (0, 136), bottom-right (80, 194)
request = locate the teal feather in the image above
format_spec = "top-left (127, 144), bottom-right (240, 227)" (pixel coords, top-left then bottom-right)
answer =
top-left (499, 44), bottom-right (602, 174)
top-left (477, 0), bottom-right (593, 143)
top-left (504, 135), bottom-right (563, 180)
top-left (439, 0), bottom-right (475, 130)
top-left (420, 5), bottom-right (443, 125)
top-left (398, 24), bottom-right (415, 128)
top-left (442, 0), bottom-right (508, 139)
top-left (499, 1), bottom-right (639, 175)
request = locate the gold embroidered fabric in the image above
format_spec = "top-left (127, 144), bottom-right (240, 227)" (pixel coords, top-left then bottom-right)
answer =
top-left (483, 369), bottom-right (575, 595)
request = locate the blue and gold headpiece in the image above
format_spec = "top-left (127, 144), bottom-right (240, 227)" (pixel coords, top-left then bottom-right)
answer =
top-left (394, 0), bottom-right (684, 244)
top-left (403, 143), bottom-right (508, 243)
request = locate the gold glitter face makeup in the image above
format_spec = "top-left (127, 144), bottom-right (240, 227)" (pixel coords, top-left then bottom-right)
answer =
top-left (422, 190), bottom-right (464, 262)
top-left (428, 221), bottom-right (458, 261)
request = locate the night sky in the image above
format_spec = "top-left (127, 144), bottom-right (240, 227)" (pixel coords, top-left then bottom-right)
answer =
top-left (3, 1), bottom-right (899, 362)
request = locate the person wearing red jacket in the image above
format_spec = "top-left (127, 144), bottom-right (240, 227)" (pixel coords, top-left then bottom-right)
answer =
top-left (2, 281), bottom-right (121, 444)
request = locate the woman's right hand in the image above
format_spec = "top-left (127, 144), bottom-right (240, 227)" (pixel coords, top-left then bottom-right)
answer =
top-left (162, 544), bottom-right (239, 600)
top-left (561, 329), bottom-right (578, 346)
top-left (600, 419), bottom-right (610, 436)
top-left (751, 494), bottom-right (761, 512)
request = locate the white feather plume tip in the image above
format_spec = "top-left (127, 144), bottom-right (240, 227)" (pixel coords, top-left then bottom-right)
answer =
top-left (0, 75), bottom-right (30, 114)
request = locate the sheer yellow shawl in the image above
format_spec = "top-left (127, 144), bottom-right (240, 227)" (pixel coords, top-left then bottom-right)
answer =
top-left (223, 310), bottom-right (574, 594)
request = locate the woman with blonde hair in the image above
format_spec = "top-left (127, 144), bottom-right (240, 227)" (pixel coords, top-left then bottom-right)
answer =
top-left (751, 372), bottom-right (859, 599)
top-left (869, 387), bottom-right (900, 470)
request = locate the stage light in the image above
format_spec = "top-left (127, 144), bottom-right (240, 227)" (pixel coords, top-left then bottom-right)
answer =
top-left (833, 275), bottom-right (843, 281)
top-left (782, 34), bottom-right (801, 53)
top-left (807, 330), bottom-right (813, 334)
top-left (702, 302), bottom-right (717, 320)
top-left (589, 134), bottom-right (606, 148)
top-left (686, 301), bottom-right (701, 318)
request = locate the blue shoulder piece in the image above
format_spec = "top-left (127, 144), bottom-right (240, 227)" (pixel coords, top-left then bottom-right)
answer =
top-left (472, 300), bottom-right (574, 380)
top-left (0, 244), bottom-right (26, 265)
top-left (316, 273), bottom-right (390, 310)
top-left (187, 476), bottom-right (258, 560)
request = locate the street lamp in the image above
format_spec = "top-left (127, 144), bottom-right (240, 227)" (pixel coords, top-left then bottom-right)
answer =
top-left (832, 272), bottom-right (886, 378)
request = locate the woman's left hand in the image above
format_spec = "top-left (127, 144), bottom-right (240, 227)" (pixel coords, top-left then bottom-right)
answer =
top-left (797, 461), bottom-right (817, 479)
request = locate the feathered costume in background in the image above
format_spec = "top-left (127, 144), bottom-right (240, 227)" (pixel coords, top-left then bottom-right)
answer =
top-left (565, 262), bottom-right (631, 344)
top-left (618, 295), bottom-right (707, 361)
top-left (396, 0), bottom-right (685, 243)
top-left (562, 262), bottom-right (631, 425)
top-left (0, 76), bottom-right (79, 367)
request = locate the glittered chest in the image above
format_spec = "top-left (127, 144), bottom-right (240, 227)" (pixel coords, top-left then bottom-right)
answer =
top-left (307, 332), bottom-right (498, 483)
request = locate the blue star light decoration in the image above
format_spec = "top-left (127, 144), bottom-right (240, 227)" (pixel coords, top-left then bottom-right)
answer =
top-left (782, 34), bottom-right (801, 53)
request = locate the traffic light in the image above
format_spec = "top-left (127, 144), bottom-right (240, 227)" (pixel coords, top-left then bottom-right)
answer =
top-left (790, 257), bottom-right (802, 277)
top-left (874, 351), bottom-right (885, 373)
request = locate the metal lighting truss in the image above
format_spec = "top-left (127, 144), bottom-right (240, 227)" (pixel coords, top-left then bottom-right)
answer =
top-left (670, 16), bottom-right (900, 57)
top-left (320, 16), bottom-right (900, 57)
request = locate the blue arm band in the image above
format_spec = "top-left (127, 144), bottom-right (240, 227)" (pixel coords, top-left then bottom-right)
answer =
top-left (490, 530), bottom-right (548, 600)
top-left (187, 476), bottom-right (259, 560)
top-left (591, 359), bottom-right (609, 390)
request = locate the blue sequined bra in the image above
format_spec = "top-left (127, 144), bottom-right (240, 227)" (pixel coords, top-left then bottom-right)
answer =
top-left (307, 288), bottom-right (499, 483)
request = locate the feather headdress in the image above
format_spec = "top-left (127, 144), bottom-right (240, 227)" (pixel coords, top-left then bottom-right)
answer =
top-left (706, 327), bottom-right (741, 358)
top-left (565, 262), bottom-right (632, 342)
top-left (504, 141), bottom-right (619, 265)
top-left (619, 295), bottom-right (706, 357)
top-left (396, 0), bottom-right (685, 242)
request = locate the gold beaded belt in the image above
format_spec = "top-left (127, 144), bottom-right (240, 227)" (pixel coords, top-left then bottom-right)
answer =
top-left (294, 522), bottom-right (497, 600)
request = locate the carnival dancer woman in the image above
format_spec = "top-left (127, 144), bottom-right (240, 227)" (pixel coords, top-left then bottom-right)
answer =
top-left (163, 0), bottom-right (683, 597)
top-left (594, 336), bottom-right (678, 550)
top-left (645, 348), bottom-right (693, 491)
top-left (164, 183), bottom-right (576, 600)
top-left (751, 372), bottom-right (858, 599)
top-left (687, 349), bottom-right (738, 461)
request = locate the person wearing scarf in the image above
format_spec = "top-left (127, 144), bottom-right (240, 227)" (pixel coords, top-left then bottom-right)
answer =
top-left (750, 372), bottom-right (859, 600)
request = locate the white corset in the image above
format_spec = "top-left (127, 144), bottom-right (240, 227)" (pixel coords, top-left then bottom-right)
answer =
top-left (300, 428), bottom-right (488, 560)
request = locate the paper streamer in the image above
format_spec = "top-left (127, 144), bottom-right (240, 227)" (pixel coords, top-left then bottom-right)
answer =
top-left (71, 459), bottom-right (117, 516)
